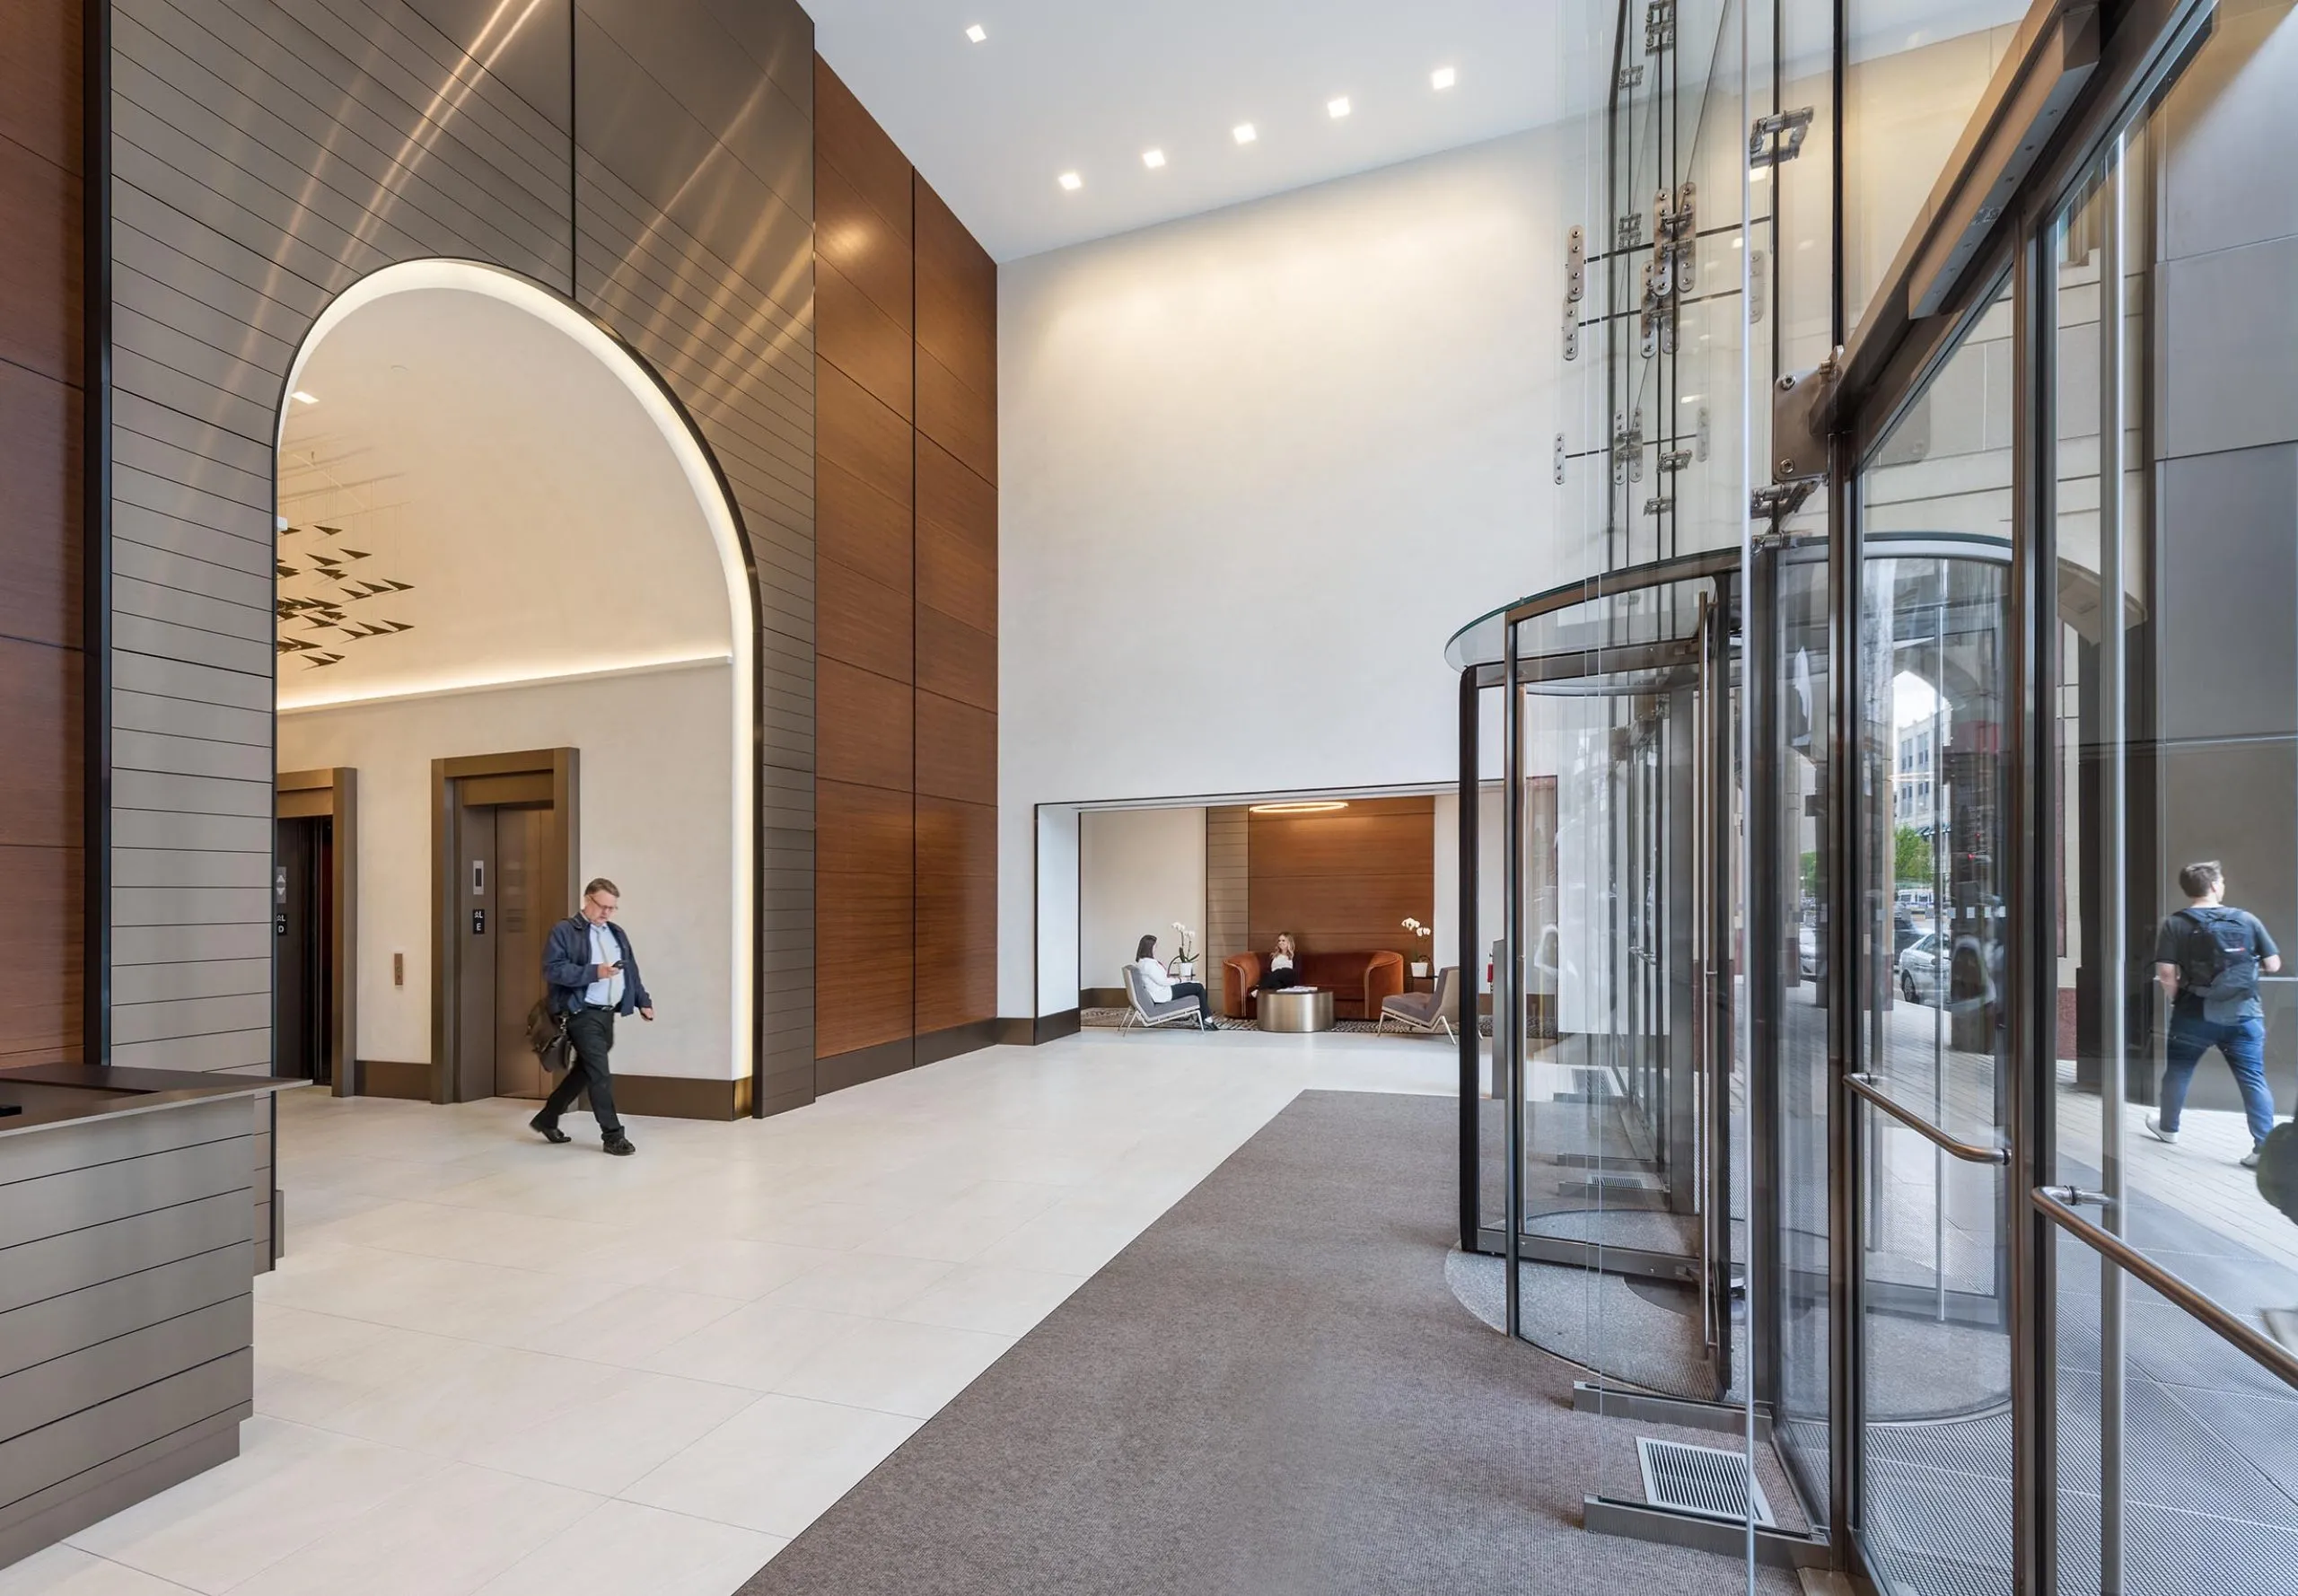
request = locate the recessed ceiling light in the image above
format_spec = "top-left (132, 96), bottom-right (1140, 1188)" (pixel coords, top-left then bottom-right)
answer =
top-left (290, 390), bottom-right (318, 404)
top-left (1250, 800), bottom-right (1351, 815)
top-left (1327, 96), bottom-right (1351, 118)
top-left (1057, 171), bottom-right (1082, 191)
top-left (1142, 148), bottom-right (1165, 169)
top-left (1232, 122), bottom-right (1257, 145)
top-left (964, 22), bottom-right (986, 42)
top-left (1432, 66), bottom-right (1457, 91)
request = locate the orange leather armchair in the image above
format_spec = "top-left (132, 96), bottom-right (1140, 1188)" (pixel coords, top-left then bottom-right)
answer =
top-left (1223, 950), bottom-right (1406, 1021)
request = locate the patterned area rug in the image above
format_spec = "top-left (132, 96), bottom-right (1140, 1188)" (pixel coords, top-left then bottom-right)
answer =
top-left (1078, 1007), bottom-right (1492, 1037)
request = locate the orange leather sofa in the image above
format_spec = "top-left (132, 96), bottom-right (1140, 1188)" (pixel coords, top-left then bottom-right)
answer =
top-left (1222, 950), bottom-right (1406, 1021)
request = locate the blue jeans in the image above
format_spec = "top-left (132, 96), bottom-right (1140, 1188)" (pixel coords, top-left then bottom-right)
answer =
top-left (2161, 1012), bottom-right (2276, 1147)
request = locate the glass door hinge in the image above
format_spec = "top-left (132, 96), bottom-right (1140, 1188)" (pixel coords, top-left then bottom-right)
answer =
top-left (1750, 107), bottom-right (1815, 167)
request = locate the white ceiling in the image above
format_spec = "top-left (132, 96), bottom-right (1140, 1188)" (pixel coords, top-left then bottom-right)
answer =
top-left (276, 286), bottom-right (732, 707)
top-left (804, 0), bottom-right (1567, 261)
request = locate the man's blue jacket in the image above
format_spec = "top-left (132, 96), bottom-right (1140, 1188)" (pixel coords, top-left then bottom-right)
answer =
top-left (544, 916), bottom-right (653, 1016)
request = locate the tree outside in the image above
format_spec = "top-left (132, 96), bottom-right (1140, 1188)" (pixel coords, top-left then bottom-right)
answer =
top-left (1894, 825), bottom-right (1934, 884)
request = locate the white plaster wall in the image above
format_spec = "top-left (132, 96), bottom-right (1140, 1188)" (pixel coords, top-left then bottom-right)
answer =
top-left (1078, 808), bottom-right (1208, 994)
top-left (1035, 806), bottom-right (1082, 1013)
top-left (993, 24), bottom-right (2021, 1017)
top-left (276, 661), bottom-right (736, 1080)
top-left (998, 122), bottom-right (1598, 1013)
top-left (1433, 785), bottom-right (1506, 974)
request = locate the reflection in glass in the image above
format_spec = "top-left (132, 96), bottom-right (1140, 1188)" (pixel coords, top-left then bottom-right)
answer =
top-left (1854, 276), bottom-right (2020, 1596)
top-left (2047, 8), bottom-right (2298, 1587)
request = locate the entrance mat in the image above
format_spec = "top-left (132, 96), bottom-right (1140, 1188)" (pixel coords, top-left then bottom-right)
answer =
top-left (737, 1091), bottom-right (1788, 1595)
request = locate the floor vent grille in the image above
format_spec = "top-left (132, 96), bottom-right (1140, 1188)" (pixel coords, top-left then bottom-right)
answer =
top-left (1636, 1438), bottom-right (1776, 1527)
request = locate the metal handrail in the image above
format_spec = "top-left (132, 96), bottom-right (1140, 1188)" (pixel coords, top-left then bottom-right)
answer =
top-left (1846, 1072), bottom-right (2011, 1164)
top-left (2031, 1187), bottom-right (2298, 1392)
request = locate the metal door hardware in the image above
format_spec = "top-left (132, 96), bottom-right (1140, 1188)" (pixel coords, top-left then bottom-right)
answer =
top-left (1639, 261), bottom-right (1676, 357)
top-left (1612, 411), bottom-right (1645, 485)
top-left (1695, 406), bottom-right (1710, 462)
top-left (1644, 496), bottom-right (1675, 515)
top-left (1749, 107), bottom-right (1815, 167)
top-left (1565, 224), bottom-right (1585, 303)
top-left (1749, 248), bottom-right (1766, 323)
top-left (1645, 0), bottom-right (1675, 52)
top-left (1618, 63), bottom-right (1645, 92)
top-left (1618, 211), bottom-right (1645, 250)
top-left (1751, 481), bottom-right (1816, 529)
top-left (1659, 449), bottom-right (1692, 473)
top-left (1563, 298), bottom-right (1580, 361)
top-left (1649, 182), bottom-right (1697, 297)
top-left (1772, 346), bottom-right (1844, 482)
top-left (1554, 434), bottom-right (1567, 486)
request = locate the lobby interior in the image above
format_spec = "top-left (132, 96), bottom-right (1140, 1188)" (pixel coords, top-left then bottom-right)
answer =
top-left (4, 0), bottom-right (2298, 1592)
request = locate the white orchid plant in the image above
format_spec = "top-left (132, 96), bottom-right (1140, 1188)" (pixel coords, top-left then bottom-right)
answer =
top-left (1171, 921), bottom-right (1198, 964)
top-left (1401, 916), bottom-right (1434, 945)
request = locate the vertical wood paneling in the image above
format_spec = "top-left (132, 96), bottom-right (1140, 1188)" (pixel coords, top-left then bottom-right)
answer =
top-left (811, 58), bottom-right (915, 1077)
top-left (909, 175), bottom-right (996, 1040)
top-left (574, 0), bottom-right (817, 1112)
top-left (1205, 806), bottom-right (1250, 993)
top-left (1, 0), bottom-right (83, 1068)
top-left (812, 58), bottom-right (996, 1078)
top-left (107, 0), bottom-right (820, 1104)
top-left (1247, 798), bottom-right (1435, 960)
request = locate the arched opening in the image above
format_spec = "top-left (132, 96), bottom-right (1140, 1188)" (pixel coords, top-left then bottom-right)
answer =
top-left (269, 259), bottom-right (756, 1105)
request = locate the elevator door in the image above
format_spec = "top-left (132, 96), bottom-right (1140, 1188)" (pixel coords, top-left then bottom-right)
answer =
top-left (274, 816), bottom-right (333, 1083)
top-left (492, 805), bottom-right (552, 1100)
top-left (452, 800), bottom-right (558, 1101)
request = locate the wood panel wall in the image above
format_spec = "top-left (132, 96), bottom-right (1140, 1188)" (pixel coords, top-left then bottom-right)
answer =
top-left (1247, 798), bottom-right (1434, 963)
top-left (814, 58), bottom-right (997, 1090)
top-left (100, 0), bottom-right (818, 1109)
top-left (0, 0), bottom-right (85, 1069)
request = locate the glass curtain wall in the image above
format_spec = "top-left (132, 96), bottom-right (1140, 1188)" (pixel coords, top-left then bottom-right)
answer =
top-left (1456, 0), bottom-right (2298, 1590)
top-left (2039, 5), bottom-right (2298, 1592)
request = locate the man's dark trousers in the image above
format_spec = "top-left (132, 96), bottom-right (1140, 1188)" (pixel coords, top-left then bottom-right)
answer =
top-left (537, 1005), bottom-right (623, 1137)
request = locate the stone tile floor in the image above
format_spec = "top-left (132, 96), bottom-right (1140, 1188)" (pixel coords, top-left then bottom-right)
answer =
top-left (0, 1030), bottom-right (1457, 1596)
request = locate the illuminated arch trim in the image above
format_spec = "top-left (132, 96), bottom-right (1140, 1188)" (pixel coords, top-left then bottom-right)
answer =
top-left (276, 258), bottom-right (759, 1086)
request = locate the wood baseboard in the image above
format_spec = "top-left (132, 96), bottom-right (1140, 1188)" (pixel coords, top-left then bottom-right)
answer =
top-left (355, 1060), bottom-right (745, 1119)
top-left (998, 1009), bottom-right (1080, 1046)
top-left (1078, 987), bottom-right (1126, 1009)
top-left (916, 1019), bottom-right (997, 1066)
top-left (817, 1037), bottom-right (916, 1095)
top-left (356, 1059), bottom-right (433, 1100)
top-left (611, 1074), bottom-right (750, 1120)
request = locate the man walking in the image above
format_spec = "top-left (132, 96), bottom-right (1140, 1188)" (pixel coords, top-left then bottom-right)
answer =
top-left (2149, 861), bottom-right (2281, 1170)
top-left (532, 877), bottom-right (653, 1155)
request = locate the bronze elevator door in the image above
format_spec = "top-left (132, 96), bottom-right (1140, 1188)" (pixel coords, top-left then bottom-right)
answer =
top-left (452, 799), bottom-right (560, 1101)
top-left (492, 804), bottom-right (551, 1100)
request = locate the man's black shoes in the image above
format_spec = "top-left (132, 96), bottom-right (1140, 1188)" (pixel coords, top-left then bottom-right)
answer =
top-left (530, 1114), bottom-right (571, 1145)
top-left (602, 1134), bottom-right (636, 1157)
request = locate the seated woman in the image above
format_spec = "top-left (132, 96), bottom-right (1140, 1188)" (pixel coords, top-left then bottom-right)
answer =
top-left (1258, 934), bottom-right (1303, 992)
top-left (1134, 934), bottom-right (1216, 1029)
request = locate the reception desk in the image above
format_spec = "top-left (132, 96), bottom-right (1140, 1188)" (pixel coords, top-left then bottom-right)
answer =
top-left (0, 1065), bottom-right (301, 1570)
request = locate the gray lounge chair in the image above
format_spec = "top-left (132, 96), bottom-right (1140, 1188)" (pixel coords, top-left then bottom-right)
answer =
top-left (1121, 964), bottom-right (1214, 1032)
top-left (1377, 965), bottom-right (1459, 1039)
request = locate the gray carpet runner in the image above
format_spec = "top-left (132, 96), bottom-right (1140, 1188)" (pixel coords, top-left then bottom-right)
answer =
top-left (737, 1090), bottom-right (1787, 1595)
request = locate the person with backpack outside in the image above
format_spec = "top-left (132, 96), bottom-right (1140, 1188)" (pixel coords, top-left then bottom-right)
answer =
top-left (2148, 861), bottom-right (2282, 1170)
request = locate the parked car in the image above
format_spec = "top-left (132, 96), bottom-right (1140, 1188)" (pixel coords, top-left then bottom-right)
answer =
top-left (1893, 908), bottom-right (1922, 956)
top-left (1897, 933), bottom-right (1943, 1004)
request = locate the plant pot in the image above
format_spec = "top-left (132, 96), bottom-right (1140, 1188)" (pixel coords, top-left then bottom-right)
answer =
top-left (1410, 961), bottom-right (1431, 979)
top-left (1172, 962), bottom-right (1196, 981)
